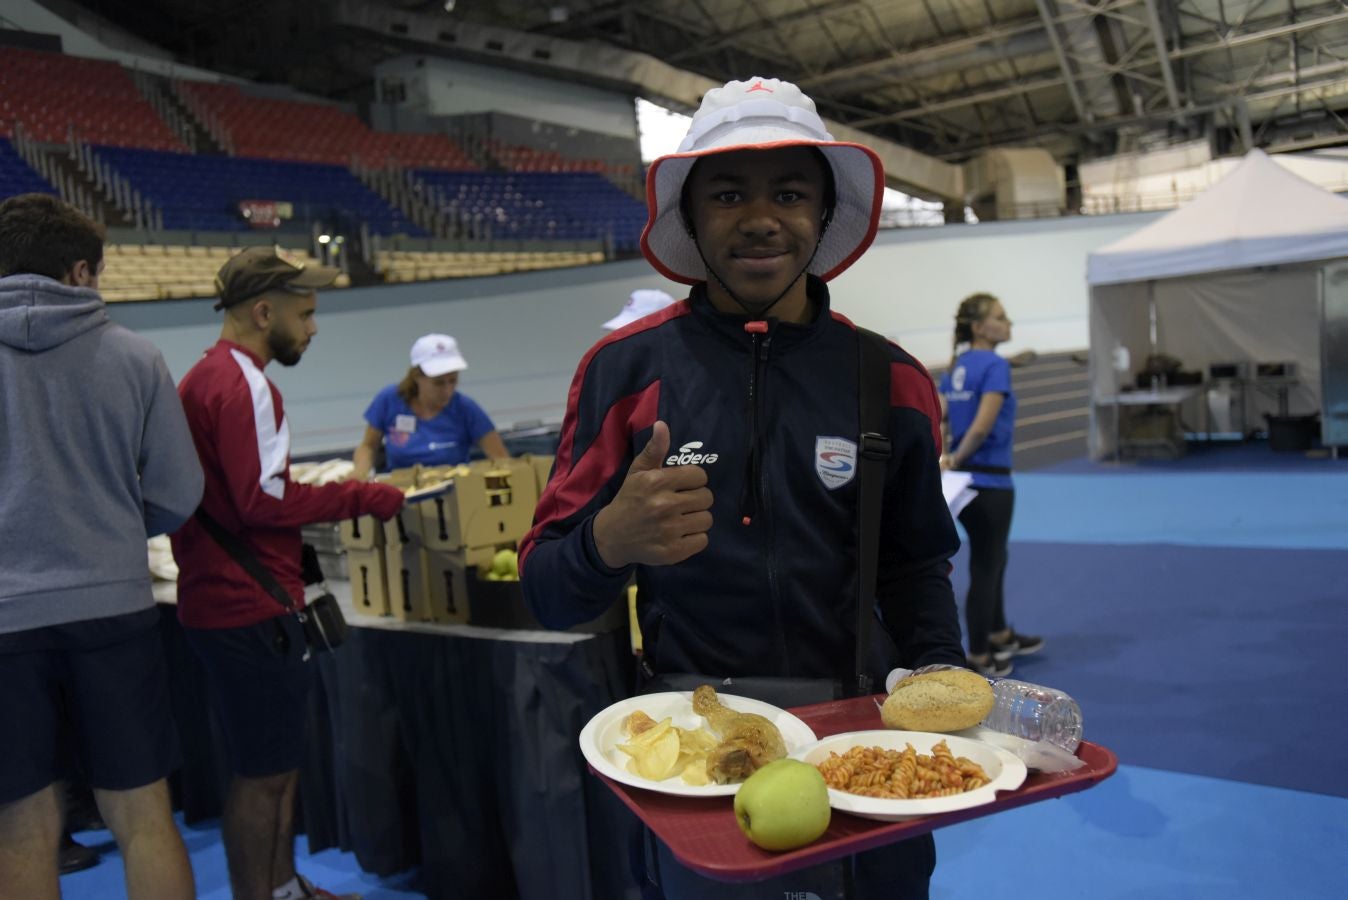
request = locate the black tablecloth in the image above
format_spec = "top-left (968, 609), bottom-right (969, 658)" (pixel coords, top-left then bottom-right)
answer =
top-left (159, 605), bottom-right (639, 900)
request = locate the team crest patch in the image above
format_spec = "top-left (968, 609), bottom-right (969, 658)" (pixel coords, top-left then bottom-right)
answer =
top-left (815, 437), bottom-right (857, 490)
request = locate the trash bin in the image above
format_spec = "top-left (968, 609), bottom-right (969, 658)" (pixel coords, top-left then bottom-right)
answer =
top-left (1206, 385), bottom-right (1235, 434)
top-left (1265, 414), bottom-right (1319, 452)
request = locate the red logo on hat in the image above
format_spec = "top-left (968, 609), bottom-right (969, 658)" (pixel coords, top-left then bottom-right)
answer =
top-left (746, 80), bottom-right (774, 93)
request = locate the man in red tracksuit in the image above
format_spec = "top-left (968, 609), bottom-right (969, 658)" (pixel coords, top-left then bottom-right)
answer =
top-left (172, 247), bottom-right (404, 900)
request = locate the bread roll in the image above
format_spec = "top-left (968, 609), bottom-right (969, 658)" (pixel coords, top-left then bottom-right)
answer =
top-left (881, 669), bottom-right (995, 733)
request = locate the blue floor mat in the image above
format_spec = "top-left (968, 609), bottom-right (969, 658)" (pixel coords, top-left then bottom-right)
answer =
top-left (1041, 439), bottom-right (1347, 474)
top-left (1008, 471), bottom-right (1348, 549)
top-left (932, 764), bottom-right (1348, 899)
top-left (62, 767), bottom-right (1348, 899)
top-left (59, 815), bottom-right (423, 899)
top-left (949, 540), bottom-right (1348, 796)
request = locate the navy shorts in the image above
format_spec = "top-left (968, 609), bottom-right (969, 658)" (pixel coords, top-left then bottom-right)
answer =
top-left (0, 607), bottom-right (177, 805)
top-left (184, 614), bottom-right (314, 778)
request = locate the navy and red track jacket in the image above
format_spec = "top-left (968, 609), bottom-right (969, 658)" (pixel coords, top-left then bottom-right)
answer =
top-left (520, 278), bottom-right (964, 682)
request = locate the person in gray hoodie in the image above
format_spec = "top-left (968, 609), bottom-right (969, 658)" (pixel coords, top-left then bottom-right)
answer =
top-left (0, 193), bottom-right (201, 899)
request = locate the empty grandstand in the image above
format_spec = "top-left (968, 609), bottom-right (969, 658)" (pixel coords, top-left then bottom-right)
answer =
top-left (0, 45), bottom-right (647, 302)
top-left (413, 171), bottom-right (646, 250)
top-left (175, 81), bottom-right (478, 171)
top-left (94, 146), bottom-right (426, 236)
top-left (0, 47), bottom-right (182, 151)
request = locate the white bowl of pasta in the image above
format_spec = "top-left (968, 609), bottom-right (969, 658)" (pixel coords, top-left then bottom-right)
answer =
top-left (790, 730), bottom-right (1028, 822)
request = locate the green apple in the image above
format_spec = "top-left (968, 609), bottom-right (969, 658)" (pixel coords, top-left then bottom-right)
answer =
top-left (733, 759), bottom-right (831, 851)
top-left (491, 548), bottom-right (519, 580)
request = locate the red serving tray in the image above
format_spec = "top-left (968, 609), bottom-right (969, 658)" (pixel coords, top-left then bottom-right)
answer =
top-left (594, 694), bottom-right (1118, 883)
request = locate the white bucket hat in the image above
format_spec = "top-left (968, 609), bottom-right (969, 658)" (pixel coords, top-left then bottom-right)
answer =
top-left (410, 333), bottom-right (468, 376)
top-left (641, 76), bottom-right (884, 286)
top-left (601, 288), bottom-right (677, 331)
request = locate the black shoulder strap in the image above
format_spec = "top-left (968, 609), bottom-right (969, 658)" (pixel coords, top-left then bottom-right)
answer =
top-left (855, 327), bottom-right (892, 696)
top-left (194, 509), bottom-right (297, 613)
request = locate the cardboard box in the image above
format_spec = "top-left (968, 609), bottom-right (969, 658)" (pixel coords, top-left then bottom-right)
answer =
top-left (384, 543), bottom-right (432, 622)
top-left (381, 504), bottom-right (425, 549)
top-left (339, 515), bottom-right (384, 550)
top-left (429, 538), bottom-right (620, 632)
top-left (423, 546), bottom-right (492, 625)
top-left (340, 464), bottom-right (420, 549)
top-left (523, 453), bottom-right (555, 497)
top-left (346, 548), bottom-right (389, 616)
top-left (418, 458), bottom-right (539, 551)
top-left (418, 464), bottom-right (463, 484)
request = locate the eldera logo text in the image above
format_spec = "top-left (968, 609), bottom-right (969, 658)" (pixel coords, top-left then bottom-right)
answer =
top-left (666, 441), bottom-right (719, 466)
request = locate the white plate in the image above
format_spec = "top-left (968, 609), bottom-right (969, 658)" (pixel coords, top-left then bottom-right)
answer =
top-left (579, 691), bottom-right (818, 797)
top-left (790, 730), bottom-right (1028, 821)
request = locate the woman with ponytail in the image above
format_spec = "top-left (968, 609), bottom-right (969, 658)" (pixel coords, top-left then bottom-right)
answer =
top-left (938, 292), bottom-right (1043, 677)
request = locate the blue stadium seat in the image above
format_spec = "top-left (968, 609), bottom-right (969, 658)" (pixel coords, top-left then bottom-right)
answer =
top-left (94, 146), bottom-right (427, 236)
top-left (414, 171), bottom-right (647, 251)
top-left (0, 139), bottom-right (57, 200)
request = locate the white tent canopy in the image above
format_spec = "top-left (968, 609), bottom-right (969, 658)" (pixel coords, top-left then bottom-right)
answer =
top-left (1086, 150), bottom-right (1343, 457)
top-left (1088, 149), bottom-right (1348, 285)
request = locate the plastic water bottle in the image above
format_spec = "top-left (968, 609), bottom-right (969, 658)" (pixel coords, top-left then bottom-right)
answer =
top-left (980, 679), bottom-right (1083, 753)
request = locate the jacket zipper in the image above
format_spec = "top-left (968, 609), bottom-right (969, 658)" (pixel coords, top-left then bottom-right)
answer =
top-left (739, 323), bottom-right (767, 524)
top-left (757, 333), bottom-right (789, 676)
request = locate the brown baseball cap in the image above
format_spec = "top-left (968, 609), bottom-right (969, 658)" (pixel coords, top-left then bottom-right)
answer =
top-left (213, 246), bottom-right (340, 310)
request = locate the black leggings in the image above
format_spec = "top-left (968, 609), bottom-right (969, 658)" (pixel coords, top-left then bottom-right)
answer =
top-left (957, 487), bottom-right (1014, 656)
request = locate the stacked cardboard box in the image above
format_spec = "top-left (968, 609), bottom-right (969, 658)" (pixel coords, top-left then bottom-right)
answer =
top-left (417, 458), bottom-right (539, 625)
top-left (339, 454), bottom-right (625, 633)
top-left (341, 459), bottom-right (548, 625)
top-left (382, 502), bottom-right (434, 622)
top-left (339, 466), bottom-right (418, 617)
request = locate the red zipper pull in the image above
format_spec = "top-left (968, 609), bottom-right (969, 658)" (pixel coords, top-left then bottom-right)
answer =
top-left (744, 320), bottom-right (768, 334)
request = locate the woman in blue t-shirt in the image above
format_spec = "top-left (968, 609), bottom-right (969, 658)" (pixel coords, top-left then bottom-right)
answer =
top-left (351, 333), bottom-right (508, 479)
top-left (938, 293), bottom-right (1042, 677)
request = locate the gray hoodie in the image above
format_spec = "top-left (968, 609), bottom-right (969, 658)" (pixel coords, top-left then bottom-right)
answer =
top-left (0, 274), bottom-right (204, 633)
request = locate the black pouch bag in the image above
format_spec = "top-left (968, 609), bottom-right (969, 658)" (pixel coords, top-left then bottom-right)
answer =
top-left (298, 590), bottom-right (347, 653)
top-left (296, 542), bottom-right (348, 652)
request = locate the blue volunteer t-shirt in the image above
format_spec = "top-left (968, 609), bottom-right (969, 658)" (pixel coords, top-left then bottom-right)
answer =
top-left (939, 349), bottom-right (1015, 489)
top-left (363, 384), bottom-right (496, 470)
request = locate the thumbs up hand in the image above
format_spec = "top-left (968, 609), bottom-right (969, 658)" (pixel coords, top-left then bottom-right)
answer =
top-left (593, 421), bottom-right (714, 568)
top-left (627, 418), bottom-right (674, 477)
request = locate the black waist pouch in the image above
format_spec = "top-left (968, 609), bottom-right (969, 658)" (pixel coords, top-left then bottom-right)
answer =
top-left (299, 592), bottom-right (347, 654)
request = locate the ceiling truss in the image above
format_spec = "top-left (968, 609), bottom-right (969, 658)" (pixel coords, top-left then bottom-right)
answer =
top-left (67, 0), bottom-right (1348, 165)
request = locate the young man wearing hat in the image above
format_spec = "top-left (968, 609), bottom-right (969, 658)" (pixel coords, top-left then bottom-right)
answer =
top-left (172, 246), bottom-right (406, 900)
top-left (350, 332), bottom-right (508, 480)
top-left (520, 79), bottom-right (965, 897)
top-left (0, 193), bottom-right (201, 898)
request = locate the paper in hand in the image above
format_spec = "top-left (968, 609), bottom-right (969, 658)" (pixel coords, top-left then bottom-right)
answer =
top-left (941, 470), bottom-right (978, 517)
